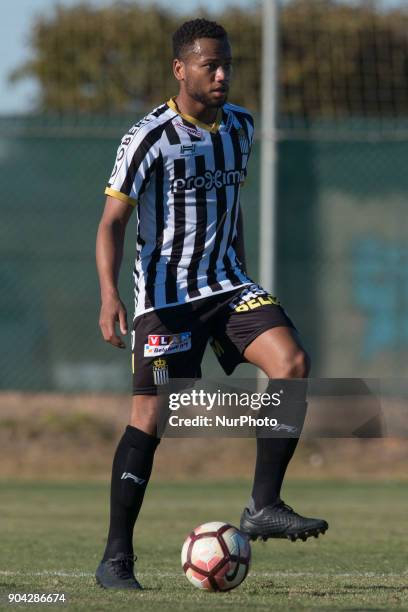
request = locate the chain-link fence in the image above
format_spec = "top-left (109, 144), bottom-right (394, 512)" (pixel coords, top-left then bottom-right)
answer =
top-left (1, 1), bottom-right (408, 391)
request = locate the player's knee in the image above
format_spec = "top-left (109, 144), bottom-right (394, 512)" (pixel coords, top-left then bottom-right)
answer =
top-left (130, 395), bottom-right (160, 434)
top-left (278, 349), bottom-right (310, 378)
top-left (296, 349), bottom-right (311, 377)
top-left (290, 349), bottom-right (310, 378)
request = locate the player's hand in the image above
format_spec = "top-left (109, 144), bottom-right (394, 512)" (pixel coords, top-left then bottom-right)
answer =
top-left (99, 293), bottom-right (128, 349)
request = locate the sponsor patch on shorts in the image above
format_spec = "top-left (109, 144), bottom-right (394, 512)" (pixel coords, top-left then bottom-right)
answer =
top-left (228, 283), bottom-right (280, 313)
top-left (144, 332), bottom-right (192, 357)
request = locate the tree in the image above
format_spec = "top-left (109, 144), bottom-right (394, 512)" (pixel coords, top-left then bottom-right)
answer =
top-left (10, 0), bottom-right (408, 117)
top-left (10, 3), bottom-right (261, 113)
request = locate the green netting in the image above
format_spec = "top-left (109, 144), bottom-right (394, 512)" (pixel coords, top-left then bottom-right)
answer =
top-left (1, 116), bottom-right (408, 391)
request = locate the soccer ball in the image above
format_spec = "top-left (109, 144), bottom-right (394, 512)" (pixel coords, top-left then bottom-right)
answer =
top-left (181, 521), bottom-right (251, 591)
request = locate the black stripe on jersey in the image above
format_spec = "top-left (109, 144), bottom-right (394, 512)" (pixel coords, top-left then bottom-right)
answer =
top-left (233, 110), bottom-right (254, 135)
top-left (207, 132), bottom-right (242, 290)
top-left (231, 110), bottom-right (253, 159)
top-left (151, 104), bottom-right (168, 118)
top-left (224, 110), bottom-right (243, 262)
top-left (136, 207), bottom-right (146, 265)
top-left (164, 121), bottom-right (181, 145)
top-left (138, 157), bottom-right (156, 199)
top-left (133, 262), bottom-right (140, 306)
top-left (165, 158), bottom-right (186, 304)
top-left (187, 154), bottom-right (208, 298)
top-left (121, 117), bottom-right (172, 197)
top-left (134, 205), bottom-right (145, 307)
top-left (135, 205), bottom-right (146, 261)
top-left (144, 152), bottom-right (165, 310)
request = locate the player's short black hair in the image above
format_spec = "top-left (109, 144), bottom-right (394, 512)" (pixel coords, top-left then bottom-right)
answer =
top-left (172, 18), bottom-right (228, 59)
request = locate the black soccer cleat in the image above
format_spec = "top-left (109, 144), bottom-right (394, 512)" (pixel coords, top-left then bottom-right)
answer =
top-left (95, 553), bottom-right (142, 589)
top-left (240, 500), bottom-right (328, 542)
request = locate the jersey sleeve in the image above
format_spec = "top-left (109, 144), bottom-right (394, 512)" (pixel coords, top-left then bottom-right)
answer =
top-left (105, 122), bottom-right (160, 207)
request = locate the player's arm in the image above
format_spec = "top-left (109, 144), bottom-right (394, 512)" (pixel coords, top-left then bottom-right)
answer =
top-left (235, 204), bottom-right (247, 273)
top-left (96, 196), bottom-right (135, 348)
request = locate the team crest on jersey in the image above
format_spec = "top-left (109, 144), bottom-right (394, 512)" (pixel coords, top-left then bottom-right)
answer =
top-left (237, 128), bottom-right (250, 154)
top-left (152, 358), bottom-right (169, 385)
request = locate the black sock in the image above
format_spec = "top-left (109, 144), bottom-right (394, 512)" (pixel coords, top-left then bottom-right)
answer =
top-left (103, 425), bottom-right (160, 561)
top-left (251, 380), bottom-right (307, 511)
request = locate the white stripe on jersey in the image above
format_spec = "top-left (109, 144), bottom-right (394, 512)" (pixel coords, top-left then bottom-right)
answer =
top-left (106, 98), bottom-right (255, 317)
top-left (193, 129), bottom-right (218, 296)
top-left (174, 128), bottom-right (199, 303)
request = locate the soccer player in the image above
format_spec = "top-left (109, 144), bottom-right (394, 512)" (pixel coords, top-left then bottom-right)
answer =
top-left (95, 18), bottom-right (328, 589)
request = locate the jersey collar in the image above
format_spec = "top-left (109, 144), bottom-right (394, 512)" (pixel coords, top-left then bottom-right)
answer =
top-left (167, 97), bottom-right (222, 134)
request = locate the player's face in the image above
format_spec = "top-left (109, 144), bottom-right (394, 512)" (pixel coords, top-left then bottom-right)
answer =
top-left (176, 37), bottom-right (232, 108)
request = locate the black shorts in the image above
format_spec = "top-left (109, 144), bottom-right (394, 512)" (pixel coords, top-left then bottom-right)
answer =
top-left (131, 283), bottom-right (295, 395)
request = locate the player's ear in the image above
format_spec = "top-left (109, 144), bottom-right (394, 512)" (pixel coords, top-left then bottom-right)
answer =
top-left (173, 58), bottom-right (185, 82)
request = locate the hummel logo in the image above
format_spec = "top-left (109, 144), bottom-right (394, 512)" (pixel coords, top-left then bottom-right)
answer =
top-left (179, 144), bottom-right (196, 157)
top-left (121, 472), bottom-right (146, 485)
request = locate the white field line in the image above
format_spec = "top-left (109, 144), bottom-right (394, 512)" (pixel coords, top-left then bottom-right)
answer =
top-left (0, 570), bottom-right (406, 579)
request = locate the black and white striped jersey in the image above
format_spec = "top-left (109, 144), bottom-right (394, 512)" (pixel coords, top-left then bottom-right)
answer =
top-left (105, 97), bottom-right (254, 318)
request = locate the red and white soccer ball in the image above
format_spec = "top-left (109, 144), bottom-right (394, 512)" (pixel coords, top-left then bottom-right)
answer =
top-left (181, 521), bottom-right (251, 592)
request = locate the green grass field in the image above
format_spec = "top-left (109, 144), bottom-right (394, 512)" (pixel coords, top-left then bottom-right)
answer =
top-left (0, 480), bottom-right (407, 610)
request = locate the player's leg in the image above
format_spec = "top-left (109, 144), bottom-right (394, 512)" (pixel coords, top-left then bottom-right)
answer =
top-left (243, 326), bottom-right (310, 509)
top-left (241, 325), bottom-right (328, 541)
top-left (243, 325), bottom-right (310, 379)
top-left (209, 285), bottom-right (328, 541)
top-left (100, 395), bottom-right (162, 562)
top-left (96, 394), bottom-right (161, 590)
top-left (246, 325), bottom-right (309, 505)
top-left (96, 308), bottom-right (164, 589)
top-left (96, 303), bottom-right (207, 588)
